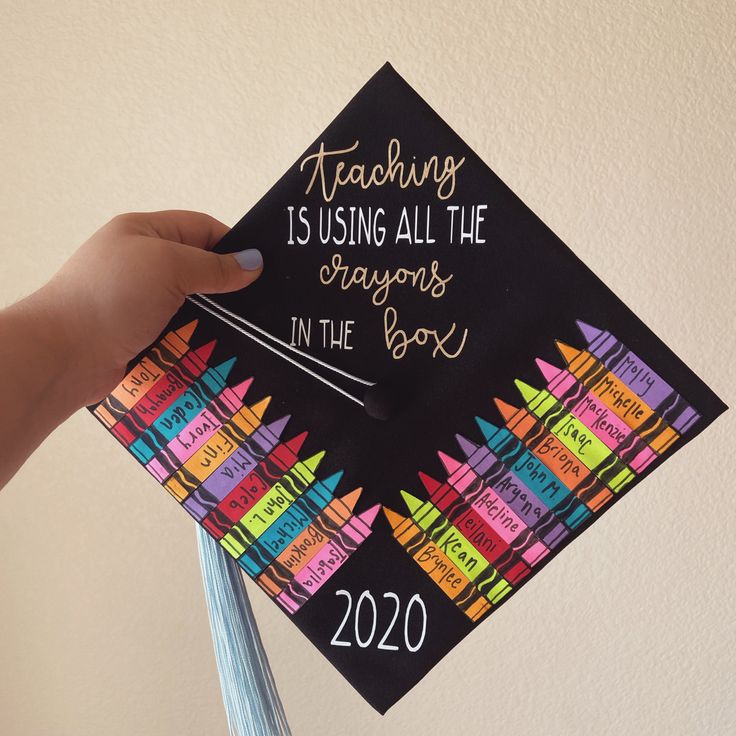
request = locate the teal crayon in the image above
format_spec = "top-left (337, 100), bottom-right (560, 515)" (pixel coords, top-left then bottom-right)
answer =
top-left (456, 431), bottom-right (591, 530)
top-left (238, 471), bottom-right (344, 577)
top-left (127, 358), bottom-right (237, 461)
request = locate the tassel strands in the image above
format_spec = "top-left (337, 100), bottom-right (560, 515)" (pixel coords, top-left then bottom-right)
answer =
top-left (196, 525), bottom-right (292, 736)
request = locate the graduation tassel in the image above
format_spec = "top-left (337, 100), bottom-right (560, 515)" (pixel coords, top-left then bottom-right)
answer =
top-left (196, 525), bottom-right (292, 736)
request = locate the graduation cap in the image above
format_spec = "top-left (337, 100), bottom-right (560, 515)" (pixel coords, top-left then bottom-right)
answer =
top-left (90, 64), bottom-right (726, 716)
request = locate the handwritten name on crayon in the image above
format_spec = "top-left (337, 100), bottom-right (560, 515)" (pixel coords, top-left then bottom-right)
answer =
top-left (122, 363), bottom-right (162, 398)
top-left (616, 355), bottom-right (656, 398)
top-left (594, 377), bottom-right (646, 421)
top-left (475, 493), bottom-right (520, 533)
top-left (578, 395), bottom-right (629, 445)
top-left (300, 138), bottom-right (465, 202)
top-left (535, 437), bottom-right (582, 477)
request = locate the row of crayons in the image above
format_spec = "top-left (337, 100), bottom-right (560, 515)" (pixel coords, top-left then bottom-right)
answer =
top-left (383, 320), bottom-right (700, 622)
top-left (93, 320), bottom-right (379, 615)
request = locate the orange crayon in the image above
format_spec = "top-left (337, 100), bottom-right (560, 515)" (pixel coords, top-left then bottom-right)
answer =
top-left (556, 341), bottom-right (679, 454)
top-left (494, 398), bottom-right (614, 512)
top-left (257, 488), bottom-right (363, 596)
top-left (94, 320), bottom-right (198, 426)
top-left (383, 507), bottom-right (491, 622)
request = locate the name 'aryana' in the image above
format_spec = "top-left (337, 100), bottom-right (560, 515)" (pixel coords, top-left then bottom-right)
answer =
top-left (300, 138), bottom-right (466, 203)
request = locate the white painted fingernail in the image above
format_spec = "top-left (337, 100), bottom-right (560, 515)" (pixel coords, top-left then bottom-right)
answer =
top-left (233, 249), bottom-right (263, 271)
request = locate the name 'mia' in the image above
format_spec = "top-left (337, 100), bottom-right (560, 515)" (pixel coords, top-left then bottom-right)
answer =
top-left (300, 138), bottom-right (465, 202)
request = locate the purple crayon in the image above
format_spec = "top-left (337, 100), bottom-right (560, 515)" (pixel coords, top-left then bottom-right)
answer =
top-left (576, 320), bottom-right (700, 434)
top-left (182, 415), bottom-right (290, 520)
top-left (438, 448), bottom-right (569, 549)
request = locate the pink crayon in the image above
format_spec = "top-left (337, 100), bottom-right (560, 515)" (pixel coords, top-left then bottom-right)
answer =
top-left (535, 358), bottom-right (658, 473)
top-left (425, 467), bottom-right (548, 566)
top-left (145, 378), bottom-right (253, 482)
top-left (275, 506), bottom-right (380, 614)
top-left (439, 450), bottom-right (569, 549)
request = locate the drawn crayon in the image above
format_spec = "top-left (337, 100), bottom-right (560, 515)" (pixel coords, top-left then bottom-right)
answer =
top-left (257, 488), bottom-right (364, 596)
top-left (220, 451), bottom-right (326, 559)
top-left (478, 408), bottom-right (613, 513)
top-left (438, 449), bottom-right (569, 549)
top-left (274, 505), bottom-right (379, 615)
top-left (383, 507), bottom-right (492, 622)
top-left (116, 357), bottom-right (236, 449)
top-left (106, 340), bottom-right (215, 441)
top-left (576, 320), bottom-right (700, 433)
top-left (237, 471), bottom-right (343, 576)
top-left (401, 491), bottom-right (512, 604)
top-left (93, 320), bottom-right (198, 426)
top-left (535, 359), bottom-right (657, 473)
top-left (555, 342), bottom-right (679, 453)
top-left (418, 472), bottom-right (532, 584)
top-left (131, 384), bottom-right (266, 470)
top-left (199, 432), bottom-right (309, 534)
top-left (514, 379), bottom-right (636, 492)
top-left (144, 378), bottom-right (253, 481)
top-left (169, 412), bottom-right (286, 504)
top-left (456, 432), bottom-right (591, 530)
top-left (419, 471), bottom-right (546, 569)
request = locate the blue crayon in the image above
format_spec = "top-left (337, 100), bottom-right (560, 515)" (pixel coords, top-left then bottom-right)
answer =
top-left (129, 358), bottom-right (236, 463)
top-left (237, 472), bottom-right (343, 577)
top-left (471, 418), bottom-right (592, 530)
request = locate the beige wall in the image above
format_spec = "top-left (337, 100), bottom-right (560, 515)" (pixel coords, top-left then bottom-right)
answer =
top-left (1, 2), bottom-right (734, 734)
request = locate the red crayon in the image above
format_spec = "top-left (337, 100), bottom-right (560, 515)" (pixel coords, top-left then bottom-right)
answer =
top-left (419, 472), bottom-right (534, 582)
top-left (200, 432), bottom-right (310, 536)
top-left (110, 340), bottom-right (215, 443)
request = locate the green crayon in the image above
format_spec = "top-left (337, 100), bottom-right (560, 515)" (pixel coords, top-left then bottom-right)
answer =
top-left (515, 379), bottom-right (635, 492)
top-left (401, 491), bottom-right (512, 604)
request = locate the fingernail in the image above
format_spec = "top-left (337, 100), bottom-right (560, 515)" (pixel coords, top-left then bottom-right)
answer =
top-left (233, 248), bottom-right (263, 271)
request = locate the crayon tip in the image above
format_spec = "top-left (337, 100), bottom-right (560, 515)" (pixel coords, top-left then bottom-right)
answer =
top-left (358, 504), bottom-right (381, 528)
top-left (177, 320), bottom-right (198, 343)
top-left (535, 358), bottom-right (561, 383)
top-left (285, 431), bottom-right (308, 455)
top-left (493, 398), bottom-right (518, 423)
top-left (455, 433), bottom-right (481, 458)
top-left (233, 378), bottom-right (254, 399)
top-left (196, 339), bottom-right (217, 363)
top-left (214, 357), bottom-right (237, 380)
top-left (266, 414), bottom-right (290, 438)
top-left (555, 341), bottom-right (579, 365)
top-left (251, 396), bottom-right (272, 419)
top-left (575, 319), bottom-right (602, 344)
top-left (418, 471), bottom-right (441, 494)
top-left (514, 379), bottom-right (538, 404)
top-left (338, 487), bottom-right (362, 512)
top-left (400, 490), bottom-right (423, 515)
top-left (475, 415), bottom-right (500, 441)
top-left (437, 450), bottom-right (462, 475)
top-left (322, 470), bottom-right (344, 492)
top-left (382, 506), bottom-right (405, 532)
top-left (303, 450), bottom-right (325, 473)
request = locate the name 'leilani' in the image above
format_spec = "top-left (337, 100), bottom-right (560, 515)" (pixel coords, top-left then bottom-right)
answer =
top-left (300, 138), bottom-right (466, 203)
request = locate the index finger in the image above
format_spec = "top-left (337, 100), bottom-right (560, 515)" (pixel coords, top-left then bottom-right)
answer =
top-left (113, 210), bottom-right (231, 250)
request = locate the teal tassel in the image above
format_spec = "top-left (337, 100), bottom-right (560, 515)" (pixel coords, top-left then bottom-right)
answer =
top-left (196, 525), bottom-right (292, 736)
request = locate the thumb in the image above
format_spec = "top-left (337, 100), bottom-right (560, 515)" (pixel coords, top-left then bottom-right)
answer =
top-left (173, 245), bottom-right (263, 295)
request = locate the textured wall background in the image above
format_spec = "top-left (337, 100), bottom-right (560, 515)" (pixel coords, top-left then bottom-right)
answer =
top-left (1, 2), bottom-right (734, 734)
